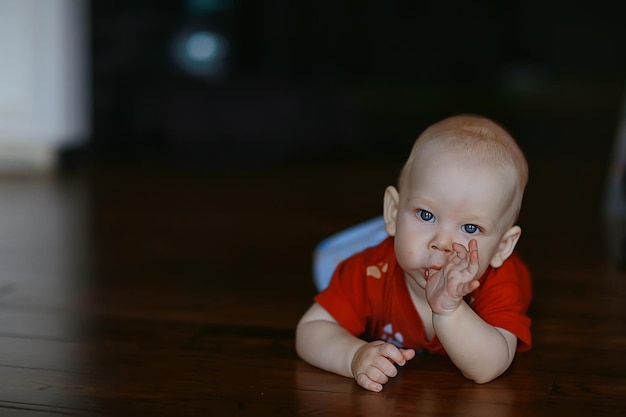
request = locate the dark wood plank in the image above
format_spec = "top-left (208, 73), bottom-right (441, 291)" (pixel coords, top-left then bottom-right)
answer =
top-left (0, 366), bottom-right (99, 416)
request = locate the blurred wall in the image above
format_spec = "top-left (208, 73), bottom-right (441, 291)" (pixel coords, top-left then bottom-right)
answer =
top-left (90, 1), bottom-right (626, 169)
top-left (0, 0), bottom-right (90, 173)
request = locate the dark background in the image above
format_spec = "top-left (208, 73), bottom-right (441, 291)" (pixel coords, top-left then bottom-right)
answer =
top-left (80, 0), bottom-right (626, 172)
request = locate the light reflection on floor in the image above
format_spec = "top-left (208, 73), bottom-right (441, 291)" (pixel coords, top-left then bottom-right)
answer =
top-left (0, 173), bottom-right (93, 411)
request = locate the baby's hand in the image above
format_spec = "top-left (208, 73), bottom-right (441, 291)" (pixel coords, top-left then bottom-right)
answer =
top-left (351, 341), bottom-right (415, 392)
top-left (426, 239), bottom-right (480, 315)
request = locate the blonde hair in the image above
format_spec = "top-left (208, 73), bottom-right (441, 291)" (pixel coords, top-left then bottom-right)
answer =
top-left (399, 114), bottom-right (528, 223)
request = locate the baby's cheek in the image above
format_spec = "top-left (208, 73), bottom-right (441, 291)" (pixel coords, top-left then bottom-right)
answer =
top-left (395, 247), bottom-right (418, 271)
top-left (396, 233), bottom-right (419, 258)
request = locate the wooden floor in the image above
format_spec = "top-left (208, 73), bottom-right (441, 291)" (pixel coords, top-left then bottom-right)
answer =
top-left (0, 158), bottom-right (624, 416)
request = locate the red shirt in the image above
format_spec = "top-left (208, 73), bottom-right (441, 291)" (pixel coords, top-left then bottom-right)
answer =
top-left (315, 237), bottom-right (532, 354)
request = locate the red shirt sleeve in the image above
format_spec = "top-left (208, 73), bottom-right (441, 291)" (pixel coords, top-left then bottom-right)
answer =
top-left (314, 253), bottom-right (371, 337)
top-left (469, 252), bottom-right (533, 351)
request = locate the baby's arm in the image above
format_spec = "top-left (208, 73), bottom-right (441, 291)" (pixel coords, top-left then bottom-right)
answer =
top-left (296, 303), bottom-right (415, 392)
top-left (434, 303), bottom-right (517, 383)
top-left (426, 240), bottom-right (517, 383)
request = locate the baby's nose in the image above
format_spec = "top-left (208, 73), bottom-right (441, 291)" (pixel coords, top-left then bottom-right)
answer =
top-left (430, 232), bottom-right (453, 253)
top-left (431, 244), bottom-right (451, 253)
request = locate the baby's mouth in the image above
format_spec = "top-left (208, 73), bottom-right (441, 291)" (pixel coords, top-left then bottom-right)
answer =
top-left (423, 266), bottom-right (442, 279)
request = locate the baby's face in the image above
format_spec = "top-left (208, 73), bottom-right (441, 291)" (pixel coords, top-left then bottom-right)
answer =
top-left (393, 145), bottom-right (519, 289)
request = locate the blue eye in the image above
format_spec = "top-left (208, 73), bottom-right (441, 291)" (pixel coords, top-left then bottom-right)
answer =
top-left (462, 224), bottom-right (478, 234)
top-left (417, 209), bottom-right (434, 222)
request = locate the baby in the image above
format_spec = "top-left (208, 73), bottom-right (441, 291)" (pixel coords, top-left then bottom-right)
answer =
top-left (296, 114), bottom-right (532, 391)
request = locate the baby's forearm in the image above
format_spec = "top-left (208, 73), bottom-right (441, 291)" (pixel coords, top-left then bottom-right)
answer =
top-left (296, 319), bottom-right (366, 378)
top-left (433, 302), bottom-right (516, 383)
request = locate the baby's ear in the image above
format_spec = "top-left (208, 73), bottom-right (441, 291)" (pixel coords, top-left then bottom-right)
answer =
top-left (383, 186), bottom-right (400, 236)
top-left (490, 226), bottom-right (522, 268)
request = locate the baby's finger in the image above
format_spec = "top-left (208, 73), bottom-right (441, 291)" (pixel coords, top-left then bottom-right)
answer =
top-left (469, 249), bottom-right (479, 265)
top-left (377, 342), bottom-right (408, 366)
top-left (372, 355), bottom-right (399, 378)
top-left (452, 242), bottom-right (468, 257)
top-left (401, 348), bottom-right (416, 362)
top-left (367, 364), bottom-right (391, 385)
top-left (457, 279), bottom-right (480, 296)
top-left (355, 372), bottom-right (383, 392)
top-left (467, 239), bottom-right (479, 272)
top-left (451, 243), bottom-right (469, 266)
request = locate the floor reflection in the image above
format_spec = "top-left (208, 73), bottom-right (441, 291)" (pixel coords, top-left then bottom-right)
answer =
top-left (0, 174), bottom-right (93, 412)
top-left (295, 359), bottom-right (520, 417)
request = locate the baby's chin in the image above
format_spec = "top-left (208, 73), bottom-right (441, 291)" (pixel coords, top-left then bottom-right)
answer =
top-left (405, 273), bottom-right (427, 292)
